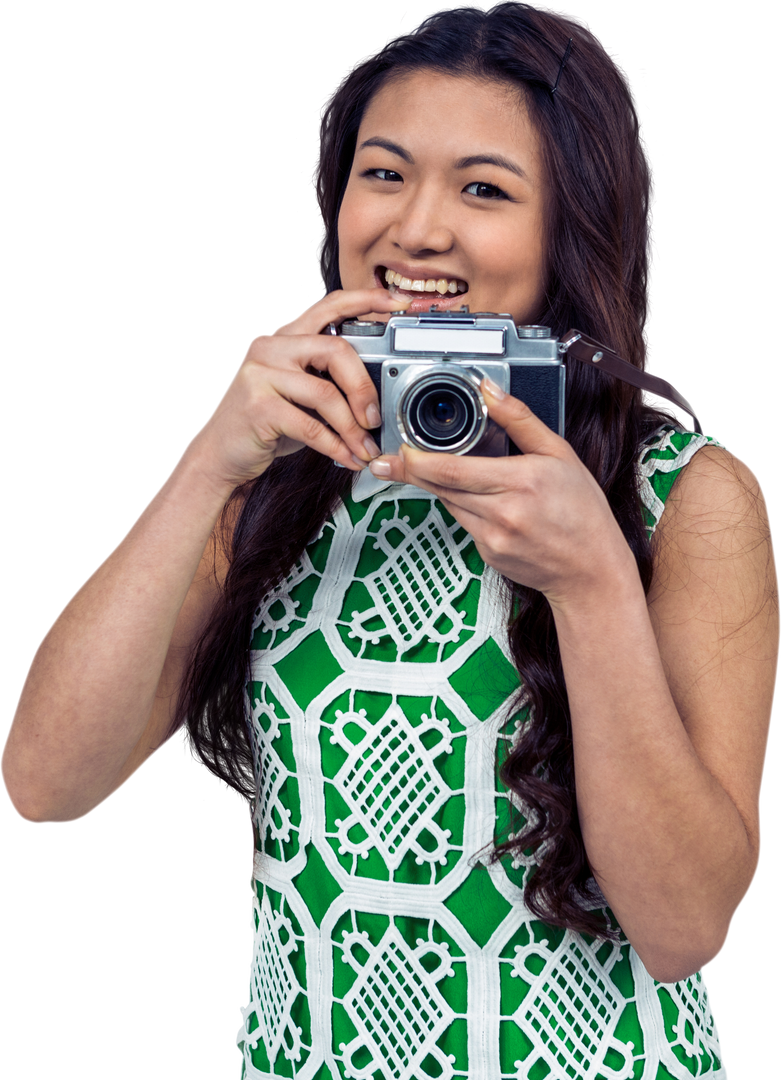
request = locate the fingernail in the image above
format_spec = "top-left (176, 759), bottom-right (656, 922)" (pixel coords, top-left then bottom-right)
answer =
top-left (369, 459), bottom-right (391, 477)
top-left (366, 403), bottom-right (381, 428)
top-left (363, 435), bottom-right (381, 459)
top-left (483, 377), bottom-right (506, 400)
top-left (351, 454), bottom-right (367, 469)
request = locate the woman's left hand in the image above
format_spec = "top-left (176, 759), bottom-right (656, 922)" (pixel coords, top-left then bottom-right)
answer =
top-left (369, 378), bottom-right (636, 606)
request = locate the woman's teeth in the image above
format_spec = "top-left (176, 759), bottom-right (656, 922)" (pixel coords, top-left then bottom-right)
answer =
top-left (384, 267), bottom-right (467, 295)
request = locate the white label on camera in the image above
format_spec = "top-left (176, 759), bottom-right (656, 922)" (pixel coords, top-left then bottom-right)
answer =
top-left (393, 327), bottom-right (505, 355)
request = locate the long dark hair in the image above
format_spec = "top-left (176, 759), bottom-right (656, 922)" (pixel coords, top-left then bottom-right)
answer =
top-left (176, 3), bottom-right (666, 938)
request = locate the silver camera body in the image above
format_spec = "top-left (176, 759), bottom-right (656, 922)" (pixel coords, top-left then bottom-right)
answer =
top-left (338, 309), bottom-right (565, 456)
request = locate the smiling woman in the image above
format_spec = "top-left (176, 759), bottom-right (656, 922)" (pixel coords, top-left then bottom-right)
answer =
top-left (338, 72), bottom-right (546, 320)
top-left (2, 3), bottom-right (777, 1080)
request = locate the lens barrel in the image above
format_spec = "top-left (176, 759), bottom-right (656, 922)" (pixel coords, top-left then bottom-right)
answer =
top-left (399, 370), bottom-right (486, 453)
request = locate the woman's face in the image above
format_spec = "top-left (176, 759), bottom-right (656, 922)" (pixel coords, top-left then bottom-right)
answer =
top-left (338, 70), bottom-right (547, 324)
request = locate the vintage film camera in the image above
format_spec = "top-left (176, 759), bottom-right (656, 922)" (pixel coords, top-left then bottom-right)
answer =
top-left (335, 307), bottom-right (700, 455)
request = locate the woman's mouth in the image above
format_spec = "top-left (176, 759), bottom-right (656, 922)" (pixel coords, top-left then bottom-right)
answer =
top-left (373, 267), bottom-right (470, 315)
top-left (378, 270), bottom-right (464, 300)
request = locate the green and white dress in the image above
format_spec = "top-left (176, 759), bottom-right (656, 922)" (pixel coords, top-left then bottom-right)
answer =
top-left (238, 426), bottom-right (725, 1080)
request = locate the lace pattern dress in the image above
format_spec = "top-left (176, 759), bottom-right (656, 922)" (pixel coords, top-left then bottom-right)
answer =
top-left (238, 426), bottom-right (726, 1080)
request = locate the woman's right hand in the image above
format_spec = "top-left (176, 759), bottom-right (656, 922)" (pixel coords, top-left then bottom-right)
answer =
top-left (190, 288), bottom-right (407, 492)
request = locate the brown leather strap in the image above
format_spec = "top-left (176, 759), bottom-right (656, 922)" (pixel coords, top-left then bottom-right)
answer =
top-left (562, 329), bottom-right (702, 434)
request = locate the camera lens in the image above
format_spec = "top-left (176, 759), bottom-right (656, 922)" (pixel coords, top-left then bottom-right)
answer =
top-left (414, 389), bottom-right (469, 444)
top-left (400, 371), bottom-right (486, 452)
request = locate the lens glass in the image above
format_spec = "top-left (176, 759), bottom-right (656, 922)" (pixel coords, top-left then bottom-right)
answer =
top-left (407, 381), bottom-right (477, 449)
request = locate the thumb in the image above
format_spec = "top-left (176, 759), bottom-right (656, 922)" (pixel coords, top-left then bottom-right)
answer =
top-left (481, 377), bottom-right (565, 457)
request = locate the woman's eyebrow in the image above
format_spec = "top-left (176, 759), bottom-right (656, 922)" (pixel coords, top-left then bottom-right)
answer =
top-left (356, 140), bottom-right (529, 182)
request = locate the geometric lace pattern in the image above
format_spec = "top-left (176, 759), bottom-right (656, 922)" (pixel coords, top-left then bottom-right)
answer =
top-left (239, 436), bottom-right (725, 1080)
top-left (349, 508), bottom-right (470, 650)
top-left (331, 703), bottom-right (452, 870)
top-left (339, 923), bottom-right (455, 1080)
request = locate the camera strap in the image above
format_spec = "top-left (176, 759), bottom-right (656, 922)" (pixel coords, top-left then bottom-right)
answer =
top-left (561, 330), bottom-right (702, 434)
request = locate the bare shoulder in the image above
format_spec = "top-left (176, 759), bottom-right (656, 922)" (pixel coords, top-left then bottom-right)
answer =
top-left (653, 443), bottom-right (768, 542)
top-left (652, 438), bottom-right (777, 656)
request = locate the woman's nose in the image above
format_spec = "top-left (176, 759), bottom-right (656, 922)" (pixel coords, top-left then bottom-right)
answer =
top-left (389, 189), bottom-right (455, 256)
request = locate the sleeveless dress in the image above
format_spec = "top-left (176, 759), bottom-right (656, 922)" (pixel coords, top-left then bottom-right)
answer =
top-left (238, 426), bottom-right (726, 1080)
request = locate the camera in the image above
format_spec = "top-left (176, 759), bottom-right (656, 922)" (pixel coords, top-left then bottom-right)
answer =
top-left (337, 308), bottom-right (565, 456)
top-left (335, 308), bottom-right (703, 452)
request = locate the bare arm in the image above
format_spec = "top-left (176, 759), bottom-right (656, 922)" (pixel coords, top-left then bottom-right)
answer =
top-left (552, 446), bottom-right (777, 981)
top-left (3, 289), bottom-right (401, 821)
top-left (3, 451), bottom-right (234, 820)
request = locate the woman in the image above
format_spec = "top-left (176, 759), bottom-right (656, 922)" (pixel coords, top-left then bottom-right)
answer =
top-left (3, 3), bottom-right (776, 1078)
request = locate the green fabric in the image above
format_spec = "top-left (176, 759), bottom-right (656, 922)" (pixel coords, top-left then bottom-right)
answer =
top-left (238, 426), bottom-right (724, 1080)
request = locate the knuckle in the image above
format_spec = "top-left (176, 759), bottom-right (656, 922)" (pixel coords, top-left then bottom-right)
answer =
top-left (236, 365), bottom-right (265, 400)
top-left (494, 511), bottom-right (518, 540)
top-left (317, 379), bottom-right (341, 403)
top-left (496, 496), bottom-right (522, 530)
top-left (246, 336), bottom-right (274, 364)
top-left (320, 384), bottom-right (356, 426)
top-left (489, 503), bottom-right (523, 552)
top-left (328, 340), bottom-right (374, 395)
top-left (301, 414), bottom-right (326, 443)
top-left (494, 529), bottom-right (517, 559)
top-left (336, 336), bottom-right (363, 365)
top-left (247, 336), bottom-right (285, 375)
top-left (483, 525), bottom-right (506, 557)
top-left (437, 459), bottom-right (463, 489)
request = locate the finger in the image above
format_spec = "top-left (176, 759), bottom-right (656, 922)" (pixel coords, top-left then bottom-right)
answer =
top-left (275, 291), bottom-right (409, 430)
top-left (371, 442), bottom-right (515, 497)
top-left (275, 289), bottom-right (410, 338)
top-left (366, 451), bottom-right (497, 525)
top-left (248, 334), bottom-right (381, 432)
top-left (301, 335), bottom-right (384, 433)
top-left (481, 377), bottom-right (567, 457)
top-left (269, 366), bottom-right (381, 463)
top-left (266, 395), bottom-right (367, 470)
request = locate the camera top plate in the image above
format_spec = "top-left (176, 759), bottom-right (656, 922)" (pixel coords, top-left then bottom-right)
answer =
top-left (336, 309), bottom-right (703, 435)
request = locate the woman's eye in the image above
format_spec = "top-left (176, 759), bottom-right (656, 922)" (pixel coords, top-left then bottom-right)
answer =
top-left (464, 181), bottom-right (507, 200)
top-left (365, 168), bottom-right (403, 182)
